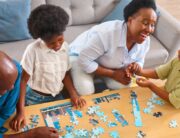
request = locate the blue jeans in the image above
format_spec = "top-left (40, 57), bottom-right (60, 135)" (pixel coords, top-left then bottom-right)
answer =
top-left (25, 86), bottom-right (64, 106)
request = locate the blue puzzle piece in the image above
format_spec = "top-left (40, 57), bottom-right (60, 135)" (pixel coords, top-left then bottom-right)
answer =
top-left (96, 111), bottom-right (104, 117)
top-left (112, 110), bottom-right (128, 127)
top-left (74, 110), bottom-right (83, 118)
top-left (89, 118), bottom-right (99, 126)
top-left (110, 131), bottom-right (120, 138)
top-left (131, 91), bottom-right (143, 127)
top-left (30, 115), bottom-right (40, 123)
top-left (74, 129), bottom-right (88, 137)
top-left (87, 107), bottom-right (96, 115)
top-left (137, 130), bottom-right (146, 138)
top-left (154, 100), bottom-right (165, 105)
top-left (108, 122), bottom-right (118, 127)
top-left (100, 115), bottom-right (107, 122)
top-left (92, 127), bottom-right (104, 136)
top-left (63, 133), bottom-right (74, 138)
top-left (143, 108), bottom-right (152, 114)
top-left (169, 120), bottom-right (178, 128)
top-left (65, 125), bottom-right (74, 133)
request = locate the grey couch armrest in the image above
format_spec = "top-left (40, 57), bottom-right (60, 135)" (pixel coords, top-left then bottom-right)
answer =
top-left (153, 6), bottom-right (180, 61)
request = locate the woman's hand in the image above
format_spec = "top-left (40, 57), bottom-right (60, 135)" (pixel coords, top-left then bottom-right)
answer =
top-left (70, 94), bottom-right (86, 109)
top-left (10, 111), bottom-right (26, 132)
top-left (112, 68), bottom-right (131, 85)
top-left (128, 62), bottom-right (142, 75)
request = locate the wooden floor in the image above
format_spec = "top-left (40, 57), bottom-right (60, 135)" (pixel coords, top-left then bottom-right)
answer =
top-left (157, 0), bottom-right (180, 21)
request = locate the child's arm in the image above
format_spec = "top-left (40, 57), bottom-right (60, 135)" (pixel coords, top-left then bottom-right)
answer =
top-left (139, 69), bottom-right (159, 79)
top-left (63, 71), bottom-right (86, 108)
top-left (10, 69), bottom-right (30, 131)
top-left (136, 78), bottom-right (169, 102)
top-left (3, 127), bottom-right (59, 138)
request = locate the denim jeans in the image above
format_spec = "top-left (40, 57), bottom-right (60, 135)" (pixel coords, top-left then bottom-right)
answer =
top-left (25, 86), bottom-right (64, 106)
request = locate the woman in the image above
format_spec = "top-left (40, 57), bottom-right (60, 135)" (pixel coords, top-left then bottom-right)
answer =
top-left (69, 0), bottom-right (158, 95)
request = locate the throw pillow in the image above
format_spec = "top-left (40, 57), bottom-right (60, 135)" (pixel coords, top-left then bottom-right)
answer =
top-left (0, 0), bottom-right (31, 43)
top-left (102, 0), bottom-right (132, 22)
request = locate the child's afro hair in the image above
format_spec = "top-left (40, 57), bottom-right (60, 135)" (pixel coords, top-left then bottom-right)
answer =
top-left (28, 4), bottom-right (69, 41)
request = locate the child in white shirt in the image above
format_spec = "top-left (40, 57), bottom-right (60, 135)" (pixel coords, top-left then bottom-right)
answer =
top-left (10, 4), bottom-right (86, 131)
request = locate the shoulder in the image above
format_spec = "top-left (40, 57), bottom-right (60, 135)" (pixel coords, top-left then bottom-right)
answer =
top-left (139, 36), bottom-right (150, 51)
top-left (13, 60), bottom-right (22, 74)
top-left (136, 36), bottom-right (150, 53)
top-left (92, 20), bottom-right (124, 33)
top-left (164, 57), bottom-right (179, 68)
top-left (171, 57), bottom-right (180, 65)
top-left (26, 38), bottom-right (42, 52)
top-left (61, 41), bottom-right (69, 52)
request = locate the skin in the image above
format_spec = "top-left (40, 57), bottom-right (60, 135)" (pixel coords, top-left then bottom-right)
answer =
top-left (129, 50), bottom-right (180, 103)
top-left (10, 34), bottom-right (86, 131)
top-left (0, 51), bottom-right (59, 138)
top-left (44, 35), bottom-right (65, 51)
top-left (4, 127), bottom-right (59, 138)
top-left (0, 52), bottom-right (18, 95)
top-left (63, 71), bottom-right (86, 109)
top-left (126, 8), bottom-right (157, 50)
top-left (95, 8), bottom-right (157, 85)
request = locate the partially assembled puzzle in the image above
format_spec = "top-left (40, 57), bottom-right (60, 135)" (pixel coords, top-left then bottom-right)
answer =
top-left (36, 91), bottom-right (178, 137)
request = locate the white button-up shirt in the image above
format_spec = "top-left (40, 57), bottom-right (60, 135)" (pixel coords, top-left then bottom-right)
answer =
top-left (21, 38), bottom-right (70, 96)
top-left (70, 20), bottom-right (150, 73)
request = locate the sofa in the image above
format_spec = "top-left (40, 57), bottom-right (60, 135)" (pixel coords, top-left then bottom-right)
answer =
top-left (0, 0), bottom-right (180, 69)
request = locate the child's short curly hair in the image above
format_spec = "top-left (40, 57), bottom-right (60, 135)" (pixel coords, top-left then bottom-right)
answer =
top-left (28, 4), bottom-right (69, 41)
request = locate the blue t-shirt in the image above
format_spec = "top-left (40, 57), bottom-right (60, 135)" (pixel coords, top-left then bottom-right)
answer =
top-left (0, 61), bottom-right (21, 137)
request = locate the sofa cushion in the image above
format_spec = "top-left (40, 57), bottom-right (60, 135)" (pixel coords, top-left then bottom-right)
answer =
top-left (31, 0), bottom-right (46, 10)
top-left (64, 24), bottom-right (96, 43)
top-left (0, 39), bottom-right (34, 61)
top-left (46, 0), bottom-right (121, 25)
top-left (0, 24), bottom-right (96, 62)
top-left (0, 0), bottom-right (31, 43)
top-left (144, 35), bottom-right (169, 68)
top-left (102, 0), bottom-right (132, 22)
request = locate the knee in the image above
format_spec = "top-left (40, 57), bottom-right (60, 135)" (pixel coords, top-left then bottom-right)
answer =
top-left (105, 79), bottom-right (131, 90)
top-left (75, 81), bottom-right (95, 96)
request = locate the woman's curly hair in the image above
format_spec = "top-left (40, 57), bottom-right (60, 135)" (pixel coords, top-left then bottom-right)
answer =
top-left (28, 4), bottom-right (69, 41)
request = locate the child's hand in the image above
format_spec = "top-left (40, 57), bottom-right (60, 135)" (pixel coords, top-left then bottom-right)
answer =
top-left (9, 111), bottom-right (26, 132)
top-left (128, 62), bottom-right (142, 75)
top-left (136, 78), bottom-right (152, 88)
top-left (71, 94), bottom-right (86, 109)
